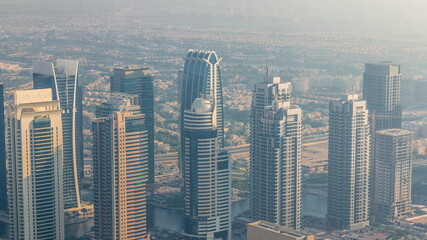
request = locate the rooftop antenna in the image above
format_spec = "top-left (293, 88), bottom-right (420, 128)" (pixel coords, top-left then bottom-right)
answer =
top-left (265, 57), bottom-right (269, 79)
top-left (264, 45), bottom-right (269, 80)
top-left (352, 76), bottom-right (356, 93)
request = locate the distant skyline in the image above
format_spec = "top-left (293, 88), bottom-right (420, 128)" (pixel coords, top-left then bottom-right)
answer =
top-left (1, 0), bottom-right (427, 36)
top-left (1, 0), bottom-right (426, 239)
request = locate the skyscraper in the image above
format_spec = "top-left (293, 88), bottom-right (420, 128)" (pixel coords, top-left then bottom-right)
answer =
top-left (327, 94), bottom-right (370, 230)
top-left (250, 76), bottom-right (301, 229)
top-left (181, 49), bottom-right (224, 149)
top-left (33, 59), bottom-right (83, 209)
top-left (95, 92), bottom-right (139, 118)
top-left (7, 89), bottom-right (64, 240)
top-left (0, 83), bottom-right (6, 211)
top-left (363, 62), bottom-right (402, 131)
top-left (363, 62), bottom-right (402, 217)
top-left (110, 66), bottom-right (155, 186)
top-left (374, 129), bottom-right (413, 223)
top-left (182, 98), bottom-right (231, 240)
top-left (92, 101), bottom-right (150, 240)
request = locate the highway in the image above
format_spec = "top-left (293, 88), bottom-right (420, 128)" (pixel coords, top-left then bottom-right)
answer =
top-left (155, 136), bottom-right (329, 163)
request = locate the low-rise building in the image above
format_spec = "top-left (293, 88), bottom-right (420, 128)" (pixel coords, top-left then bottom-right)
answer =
top-left (247, 221), bottom-right (315, 240)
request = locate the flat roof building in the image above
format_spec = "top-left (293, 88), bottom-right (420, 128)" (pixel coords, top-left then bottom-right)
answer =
top-left (374, 129), bottom-right (413, 223)
top-left (247, 221), bottom-right (314, 240)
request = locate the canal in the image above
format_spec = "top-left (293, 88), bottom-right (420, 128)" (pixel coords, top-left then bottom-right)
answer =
top-left (0, 193), bottom-right (327, 238)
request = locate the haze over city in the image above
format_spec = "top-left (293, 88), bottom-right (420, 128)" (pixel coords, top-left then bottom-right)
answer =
top-left (0, 0), bottom-right (427, 239)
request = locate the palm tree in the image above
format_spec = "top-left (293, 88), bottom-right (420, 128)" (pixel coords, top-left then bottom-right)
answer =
top-left (81, 208), bottom-right (88, 217)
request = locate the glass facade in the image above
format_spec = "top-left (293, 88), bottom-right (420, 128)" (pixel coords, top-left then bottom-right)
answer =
top-left (32, 118), bottom-right (58, 240)
top-left (93, 111), bottom-right (150, 240)
top-left (181, 50), bottom-right (224, 148)
top-left (111, 67), bottom-right (155, 186)
top-left (363, 62), bottom-right (402, 131)
top-left (33, 60), bottom-right (83, 209)
top-left (182, 98), bottom-right (231, 240)
top-left (7, 89), bottom-right (64, 240)
top-left (0, 83), bottom-right (6, 211)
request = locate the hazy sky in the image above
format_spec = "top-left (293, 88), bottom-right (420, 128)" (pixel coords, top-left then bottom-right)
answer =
top-left (1, 0), bottom-right (427, 36)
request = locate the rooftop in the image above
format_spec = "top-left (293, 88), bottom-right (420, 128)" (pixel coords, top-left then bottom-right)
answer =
top-left (14, 88), bottom-right (53, 105)
top-left (340, 93), bottom-right (359, 101)
top-left (114, 65), bottom-right (150, 71)
top-left (248, 220), bottom-right (312, 238)
top-left (376, 128), bottom-right (413, 136)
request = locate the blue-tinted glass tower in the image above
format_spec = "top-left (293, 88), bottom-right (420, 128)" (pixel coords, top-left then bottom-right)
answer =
top-left (110, 66), bottom-right (155, 186)
top-left (0, 83), bottom-right (6, 211)
top-left (181, 49), bottom-right (224, 147)
top-left (33, 59), bottom-right (82, 209)
top-left (182, 98), bottom-right (231, 240)
top-left (363, 62), bottom-right (402, 131)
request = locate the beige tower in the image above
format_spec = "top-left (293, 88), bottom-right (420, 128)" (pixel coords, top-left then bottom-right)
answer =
top-left (93, 101), bottom-right (150, 240)
top-left (7, 89), bottom-right (64, 240)
top-left (374, 129), bottom-right (413, 222)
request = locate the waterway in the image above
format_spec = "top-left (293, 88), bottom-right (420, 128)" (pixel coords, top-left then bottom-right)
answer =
top-left (0, 193), bottom-right (327, 239)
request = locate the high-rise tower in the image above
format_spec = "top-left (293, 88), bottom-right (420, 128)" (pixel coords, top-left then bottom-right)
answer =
top-left (95, 92), bottom-right (139, 118)
top-left (110, 66), bottom-right (155, 186)
top-left (181, 49), bottom-right (224, 149)
top-left (33, 59), bottom-right (83, 209)
top-left (363, 62), bottom-right (402, 217)
top-left (250, 77), bottom-right (301, 229)
top-left (327, 94), bottom-right (370, 230)
top-left (92, 100), bottom-right (150, 240)
top-left (0, 83), bottom-right (6, 211)
top-left (182, 98), bottom-right (231, 240)
top-left (363, 62), bottom-right (402, 131)
top-left (374, 129), bottom-right (413, 223)
top-left (7, 89), bottom-right (64, 240)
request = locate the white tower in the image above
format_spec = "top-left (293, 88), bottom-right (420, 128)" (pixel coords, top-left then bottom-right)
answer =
top-left (7, 89), bottom-right (65, 240)
top-left (250, 77), bottom-right (302, 230)
top-left (182, 98), bottom-right (231, 239)
top-left (327, 94), bottom-right (371, 230)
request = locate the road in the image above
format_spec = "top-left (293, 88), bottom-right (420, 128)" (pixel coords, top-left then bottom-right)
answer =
top-left (155, 136), bottom-right (329, 164)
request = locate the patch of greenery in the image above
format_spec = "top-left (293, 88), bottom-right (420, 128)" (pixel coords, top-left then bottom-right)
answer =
top-left (81, 177), bottom-right (93, 190)
top-left (373, 222), bottom-right (413, 239)
top-left (156, 130), bottom-right (178, 151)
top-left (232, 178), bottom-right (249, 192)
top-left (303, 173), bottom-right (328, 184)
